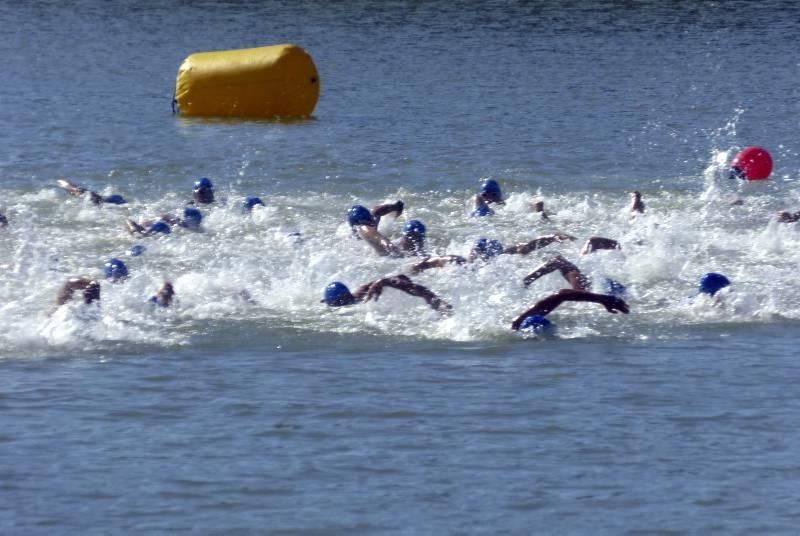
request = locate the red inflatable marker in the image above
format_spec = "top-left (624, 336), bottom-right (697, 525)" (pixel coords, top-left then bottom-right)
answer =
top-left (731, 146), bottom-right (772, 180)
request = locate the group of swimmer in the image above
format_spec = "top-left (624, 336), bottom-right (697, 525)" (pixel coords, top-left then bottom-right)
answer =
top-left (322, 179), bottom-right (736, 336)
top-left (45, 177), bottom-right (246, 310)
top-left (0, 168), bottom-right (790, 336)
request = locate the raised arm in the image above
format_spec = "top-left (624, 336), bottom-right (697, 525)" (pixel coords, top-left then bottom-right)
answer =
top-left (523, 255), bottom-right (589, 290)
top-left (409, 255), bottom-right (467, 274)
top-left (370, 200), bottom-right (404, 226)
top-left (57, 278), bottom-right (101, 305)
top-left (629, 191), bottom-right (645, 214)
top-left (580, 236), bottom-right (620, 255)
top-left (511, 289), bottom-right (628, 330)
top-left (503, 233), bottom-right (575, 255)
top-left (777, 211), bottom-right (800, 223)
top-left (57, 179), bottom-right (103, 205)
top-left (355, 274), bottom-right (452, 313)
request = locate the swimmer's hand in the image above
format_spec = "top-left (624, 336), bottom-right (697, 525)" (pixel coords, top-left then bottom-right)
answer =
top-left (429, 297), bottom-right (453, 315)
top-left (600, 295), bottom-right (629, 314)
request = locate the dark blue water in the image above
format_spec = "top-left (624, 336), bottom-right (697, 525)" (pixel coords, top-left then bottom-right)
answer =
top-left (2, 1), bottom-right (800, 532)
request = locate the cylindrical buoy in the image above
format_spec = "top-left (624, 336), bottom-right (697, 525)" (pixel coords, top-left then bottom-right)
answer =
top-left (730, 146), bottom-right (772, 180)
top-left (174, 44), bottom-right (319, 118)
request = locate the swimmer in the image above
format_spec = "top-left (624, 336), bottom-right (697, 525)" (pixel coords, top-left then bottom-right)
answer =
top-left (149, 281), bottom-right (175, 307)
top-left (347, 201), bottom-right (409, 257)
top-left (56, 277), bottom-right (101, 305)
top-left (410, 233), bottom-right (575, 274)
top-left (522, 254), bottom-right (626, 295)
top-left (57, 179), bottom-right (126, 206)
top-left (126, 219), bottom-right (172, 236)
top-left (192, 177), bottom-right (215, 204)
top-left (0, 212), bottom-right (7, 227)
top-left (126, 207), bottom-right (203, 236)
top-left (471, 179), bottom-right (505, 217)
top-left (511, 288), bottom-right (629, 333)
top-left (629, 191), bottom-right (645, 214)
top-left (321, 274), bottom-right (451, 314)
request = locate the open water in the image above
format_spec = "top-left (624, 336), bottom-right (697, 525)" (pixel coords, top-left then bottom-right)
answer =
top-left (2, 1), bottom-right (800, 533)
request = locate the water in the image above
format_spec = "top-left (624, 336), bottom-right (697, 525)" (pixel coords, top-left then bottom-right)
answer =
top-left (2, 1), bottom-right (800, 532)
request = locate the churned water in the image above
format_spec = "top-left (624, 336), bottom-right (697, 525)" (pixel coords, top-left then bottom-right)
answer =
top-left (2, 1), bottom-right (800, 533)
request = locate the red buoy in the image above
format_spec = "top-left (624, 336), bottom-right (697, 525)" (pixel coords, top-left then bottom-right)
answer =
top-left (731, 146), bottom-right (772, 180)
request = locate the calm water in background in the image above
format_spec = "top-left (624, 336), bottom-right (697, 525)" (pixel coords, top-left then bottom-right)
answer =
top-left (2, 1), bottom-right (800, 532)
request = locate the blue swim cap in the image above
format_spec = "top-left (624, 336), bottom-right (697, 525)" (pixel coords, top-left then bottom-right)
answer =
top-left (698, 272), bottom-right (730, 296)
top-left (473, 238), bottom-right (504, 258)
top-left (181, 207), bottom-right (203, 228)
top-left (147, 221), bottom-right (171, 235)
top-left (104, 257), bottom-right (129, 281)
top-left (604, 278), bottom-right (627, 296)
top-left (322, 282), bottom-right (355, 306)
top-left (480, 179), bottom-right (502, 196)
top-left (103, 194), bottom-right (126, 205)
top-left (403, 219), bottom-right (426, 237)
top-left (518, 315), bottom-right (556, 336)
top-left (242, 196), bottom-right (265, 212)
top-left (347, 205), bottom-right (375, 227)
top-left (128, 244), bottom-right (146, 257)
top-left (470, 204), bottom-right (494, 218)
top-left (194, 177), bottom-right (213, 191)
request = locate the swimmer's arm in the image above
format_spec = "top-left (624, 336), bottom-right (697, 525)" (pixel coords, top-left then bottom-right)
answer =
top-left (125, 218), bottom-right (146, 236)
top-left (371, 200), bottom-right (404, 225)
top-left (410, 255), bottom-right (467, 274)
top-left (523, 255), bottom-right (587, 290)
top-left (530, 200), bottom-right (551, 221)
top-left (511, 289), bottom-right (629, 330)
top-left (504, 233), bottom-right (575, 255)
top-left (56, 278), bottom-right (100, 305)
top-left (580, 236), bottom-right (620, 255)
top-left (364, 275), bottom-right (452, 313)
top-left (777, 211), bottom-right (800, 223)
top-left (629, 192), bottom-right (645, 214)
top-left (57, 179), bottom-right (102, 205)
top-left (358, 226), bottom-right (403, 257)
top-left (159, 214), bottom-right (180, 226)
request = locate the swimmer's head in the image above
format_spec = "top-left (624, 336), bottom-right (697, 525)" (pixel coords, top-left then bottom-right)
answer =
top-left (180, 207), bottom-right (203, 229)
top-left (603, 278), bottom-right (627, 296)
top-left (698, 272), bottom-right (730, 296)
top-left (242, 196), bottom-right (265, 213)
top-left (193, 177), bottom-right (215, 204)
top-left (103, 194), bottom-right (126, 205)
top-left (518, 315), bottom-right (556, 336)
top-left (147, 221), bottom-right (171, 235)
top-left (403, 219), bottom-right (426, 238)
top-left (472, 238), bottom-right (504, 260)
top-left (347, 205), bottom-right (376, 227)
top-left (104, 258), bottom-right (129, 281)
top-left (470, 204), bottom-right (494, 218)
top-left (479, 179), bottom-right (504, 204)
top-left (321, 282), bottom-right (356, 307)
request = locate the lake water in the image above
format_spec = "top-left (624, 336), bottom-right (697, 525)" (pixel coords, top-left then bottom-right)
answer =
top-left (2, 1), bottom-right (800, 533)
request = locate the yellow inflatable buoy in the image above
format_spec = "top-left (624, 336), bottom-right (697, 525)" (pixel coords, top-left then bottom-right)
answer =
top-left (174, 44), bottom-right (319, 118)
